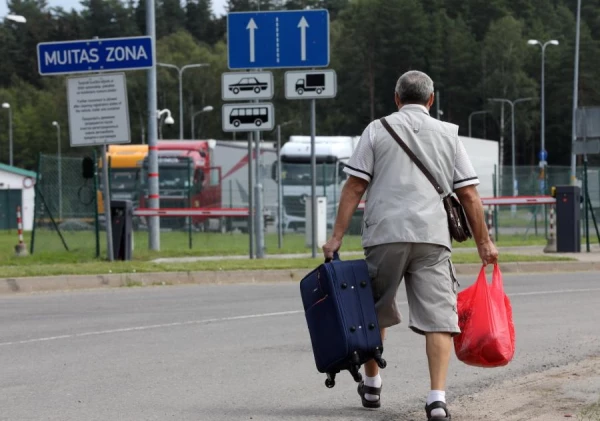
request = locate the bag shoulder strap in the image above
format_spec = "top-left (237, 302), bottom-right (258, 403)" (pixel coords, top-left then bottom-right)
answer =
top-left (380, 117), bottom-right (444, 196)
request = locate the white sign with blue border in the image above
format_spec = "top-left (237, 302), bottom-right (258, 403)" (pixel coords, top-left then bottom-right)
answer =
top-left (37, 36), bottom-right (154, 76)
top-left (227, 9), bottom-right (329, 69)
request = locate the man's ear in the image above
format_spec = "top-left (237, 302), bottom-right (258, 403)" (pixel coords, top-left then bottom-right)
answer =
top-left (427, 92), bottom-right (435, 109)
top-left (394, 92), bottom-right (401, 109)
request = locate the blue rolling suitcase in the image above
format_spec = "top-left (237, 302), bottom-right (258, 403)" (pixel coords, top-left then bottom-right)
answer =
top-left (300, 253), bottom-right (387, 388)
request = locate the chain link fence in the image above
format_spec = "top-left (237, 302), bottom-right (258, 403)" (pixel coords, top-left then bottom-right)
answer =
top-left (30, 155), bottom-right (600, 259)
top-left (31, 153), bottom-right (100, 258)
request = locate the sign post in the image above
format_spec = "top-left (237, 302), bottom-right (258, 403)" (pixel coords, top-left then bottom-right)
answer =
top-left (226, 9), bottom-right (331, 259)
top-left (37, 35), bottom-right (154, 259)
top-left (66, 72), bottom-right (131, 261)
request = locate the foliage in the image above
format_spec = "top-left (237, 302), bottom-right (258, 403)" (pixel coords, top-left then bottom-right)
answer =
top-left (1, 0), bottom-right (599, 170)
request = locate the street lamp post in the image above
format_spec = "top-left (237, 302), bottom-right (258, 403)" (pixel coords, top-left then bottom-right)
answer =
top-left (2, 103), bottom-right (13, 166)
top-left (190, 105), bottom-right (214, 138)
top-left (489, 97), bottom-right (534, 212)
top-left (528, 39), bottom-right (559, 179)
top-left (157, 63), bottom-right (209, 140)
top-left (52, 121), bottom-right (62, 221)
top-left (157, 108), bottom-right (174, 139)
top-left (468, 110), bottom-right (490, 138)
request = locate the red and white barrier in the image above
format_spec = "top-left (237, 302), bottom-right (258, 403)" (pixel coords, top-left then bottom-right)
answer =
top-left (134, 196), bottom-right (556, 220)
top-left (480, 196), bottom-right (556, 206)
top-left (544, 205), bottom-right (557, 253)
top-left (17, 206), bottom-right (24, 245)
top-left (15, 206), bottom-right (28, 256)
top-left (133, 208), bottom-right (269, 218)
top-left (357, 195), bottom-right (556, 210)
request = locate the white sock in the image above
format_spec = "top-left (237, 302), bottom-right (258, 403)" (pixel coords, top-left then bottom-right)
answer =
top-left (364, 374), bottom-right (381, 402)
top-left (427, 390), bottom-right (446, 417)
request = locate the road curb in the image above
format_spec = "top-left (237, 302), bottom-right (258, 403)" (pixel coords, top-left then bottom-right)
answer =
top-left (1, 260), bottom-right (599, 295)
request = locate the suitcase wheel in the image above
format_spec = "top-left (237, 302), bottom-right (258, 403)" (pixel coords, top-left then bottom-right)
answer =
top-left (325, 373), bottom-right (336, 388)
top-left (374, 347), bottom-right (387, 369)
top-left (349, 364), bottom-right (363, 383)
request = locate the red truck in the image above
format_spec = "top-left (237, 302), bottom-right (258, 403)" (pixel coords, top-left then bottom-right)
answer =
top-left (140, 140), bottom-right (223, 230)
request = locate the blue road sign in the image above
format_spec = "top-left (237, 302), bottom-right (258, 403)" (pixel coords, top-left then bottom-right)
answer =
top-left (37, 36), bottom-right (154, 76)
top-left (538, 149), bottom-right (548, 161)
top-left (227, 10), bottom-right (329, 69)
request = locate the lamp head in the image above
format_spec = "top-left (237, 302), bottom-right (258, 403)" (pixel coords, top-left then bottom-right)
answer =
top-left (6, 14), bottom-right (26, 23)
top-left (202, 106), bottom-right (214, 112)
top-left (165, 116), bottom-right (175, 125)
top-left (527, 39), bottom-right (540, 45)
top-left (1, 103), bottom-right (10, 109)
top-left (549, 40), bottom-right (559, 46)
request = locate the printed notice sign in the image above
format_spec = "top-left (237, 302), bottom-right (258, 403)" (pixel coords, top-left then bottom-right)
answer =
top-left (67, 73), bottom-right (131, 147)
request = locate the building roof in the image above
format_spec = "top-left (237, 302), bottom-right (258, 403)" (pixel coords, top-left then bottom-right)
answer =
top-left (0, 163), bottom-right (37, 178)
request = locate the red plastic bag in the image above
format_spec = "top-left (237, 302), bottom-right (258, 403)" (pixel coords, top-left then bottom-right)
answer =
top-left (453, 264), bottom-right (515, 367)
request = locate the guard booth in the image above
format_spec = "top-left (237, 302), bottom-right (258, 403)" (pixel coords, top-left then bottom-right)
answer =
top-left (111, 200), bottom-right (133, 260)
top-left (573, 106), bottom-right (600, 252)
top-left (554, 186), bottom-right (581, 253)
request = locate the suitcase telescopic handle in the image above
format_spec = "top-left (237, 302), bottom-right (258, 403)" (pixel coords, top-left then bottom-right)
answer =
top-left (325, 252), bottom-right (340, 263)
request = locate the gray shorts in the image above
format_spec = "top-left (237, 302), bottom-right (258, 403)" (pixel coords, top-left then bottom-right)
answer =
top-left (364, 242), bottom-right (460, 336)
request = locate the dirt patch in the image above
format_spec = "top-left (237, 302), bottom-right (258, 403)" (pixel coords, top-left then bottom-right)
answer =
top-left (410, 356), bottom-right (600, 421)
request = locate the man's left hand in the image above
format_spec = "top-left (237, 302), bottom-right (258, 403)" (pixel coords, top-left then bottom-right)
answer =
top-left (322, 237), bottom-right (342, 261)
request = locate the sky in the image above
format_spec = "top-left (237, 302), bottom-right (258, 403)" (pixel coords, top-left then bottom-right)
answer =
top-left (1, 0), bottom-right (228, 19)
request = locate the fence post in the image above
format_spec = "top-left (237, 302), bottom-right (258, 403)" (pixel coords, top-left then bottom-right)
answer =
top-left (543, 205), bottom-right (557, 253)
top-left (487, 206), bottom-right (494, 243)
top-left (30, 152), bottom-right (42, 255)
top-left (492, 168), bottom-right (499, 241)
top-left (93, 150), bottom-right (100, 258)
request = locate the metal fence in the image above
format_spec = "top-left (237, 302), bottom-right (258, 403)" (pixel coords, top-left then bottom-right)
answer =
top-left (27, 160), bottom-right (600, 259)
top-left (30, 153), bottom-right (100, 258)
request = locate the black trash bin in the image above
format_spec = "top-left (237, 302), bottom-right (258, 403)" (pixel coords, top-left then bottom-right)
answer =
top-left (110, 200), bottom-right (133, 261)
top-left (555, 185), bottom-right (581, 253)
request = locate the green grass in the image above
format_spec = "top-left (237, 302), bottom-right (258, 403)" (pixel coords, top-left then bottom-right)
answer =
top-left (0, 252), bottom-right (574, 279)
top-left (0, 229), bottom-right (575, 278)
top-left (21, 229), bottom-right (556, 261)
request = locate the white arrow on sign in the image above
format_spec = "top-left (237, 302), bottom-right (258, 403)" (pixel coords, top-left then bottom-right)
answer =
top-left (298, 17), bottom-right (309, 61)
top-left (247, 18), bottom-right (258, 63)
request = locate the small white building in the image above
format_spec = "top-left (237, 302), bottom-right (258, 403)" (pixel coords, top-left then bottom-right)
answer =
top-left (0, 163), bottom-right (36, 230)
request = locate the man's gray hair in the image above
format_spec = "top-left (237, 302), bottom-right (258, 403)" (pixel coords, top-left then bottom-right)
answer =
top-left (395, 70), bottom-right (434, 105)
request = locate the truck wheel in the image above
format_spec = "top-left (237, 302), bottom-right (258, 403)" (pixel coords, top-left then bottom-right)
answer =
top-left (254, 87), bottom-right (261, 93)
top-left (297, 88), bottom-right (304, 95)
top-left (233, 120), bottom-right (241, 127)
top-left (255, 119), bottom-right (262, 127)
top-left (316, 88), bottom-right (323, 94)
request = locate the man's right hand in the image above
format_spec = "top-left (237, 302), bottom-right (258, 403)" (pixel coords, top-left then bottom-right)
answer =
top-left (477, 240), bottom-right (499, 266)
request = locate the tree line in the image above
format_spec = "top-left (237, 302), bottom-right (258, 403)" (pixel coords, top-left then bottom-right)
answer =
top-left (1, 0), bottom-right (599, 171)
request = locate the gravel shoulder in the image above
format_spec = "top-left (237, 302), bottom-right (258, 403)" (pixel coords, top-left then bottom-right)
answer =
top-left (410, 356), bottom-right (600, 421)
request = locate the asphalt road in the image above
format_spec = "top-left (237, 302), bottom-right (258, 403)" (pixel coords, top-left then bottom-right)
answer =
top-left (1, 271), bottom-right (599, 421)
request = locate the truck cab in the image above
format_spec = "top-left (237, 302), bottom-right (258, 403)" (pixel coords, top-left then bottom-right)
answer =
top-left (140, 140), bottom-right (223, 230)
top-left (273, 136), bottom-right (360, 232)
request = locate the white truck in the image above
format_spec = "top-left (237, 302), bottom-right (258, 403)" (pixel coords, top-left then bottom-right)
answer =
top-left (274, 134), bottom-right (499, 234)
top-left (212, 140), bottom-right (278, 232)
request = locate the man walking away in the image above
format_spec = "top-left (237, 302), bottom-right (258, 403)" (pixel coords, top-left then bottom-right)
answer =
top-left (322, 70), bottom-right (498, 420)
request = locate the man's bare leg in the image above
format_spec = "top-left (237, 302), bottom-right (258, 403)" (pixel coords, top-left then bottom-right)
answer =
top-left (425, 332), bottom-right (452, 417)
